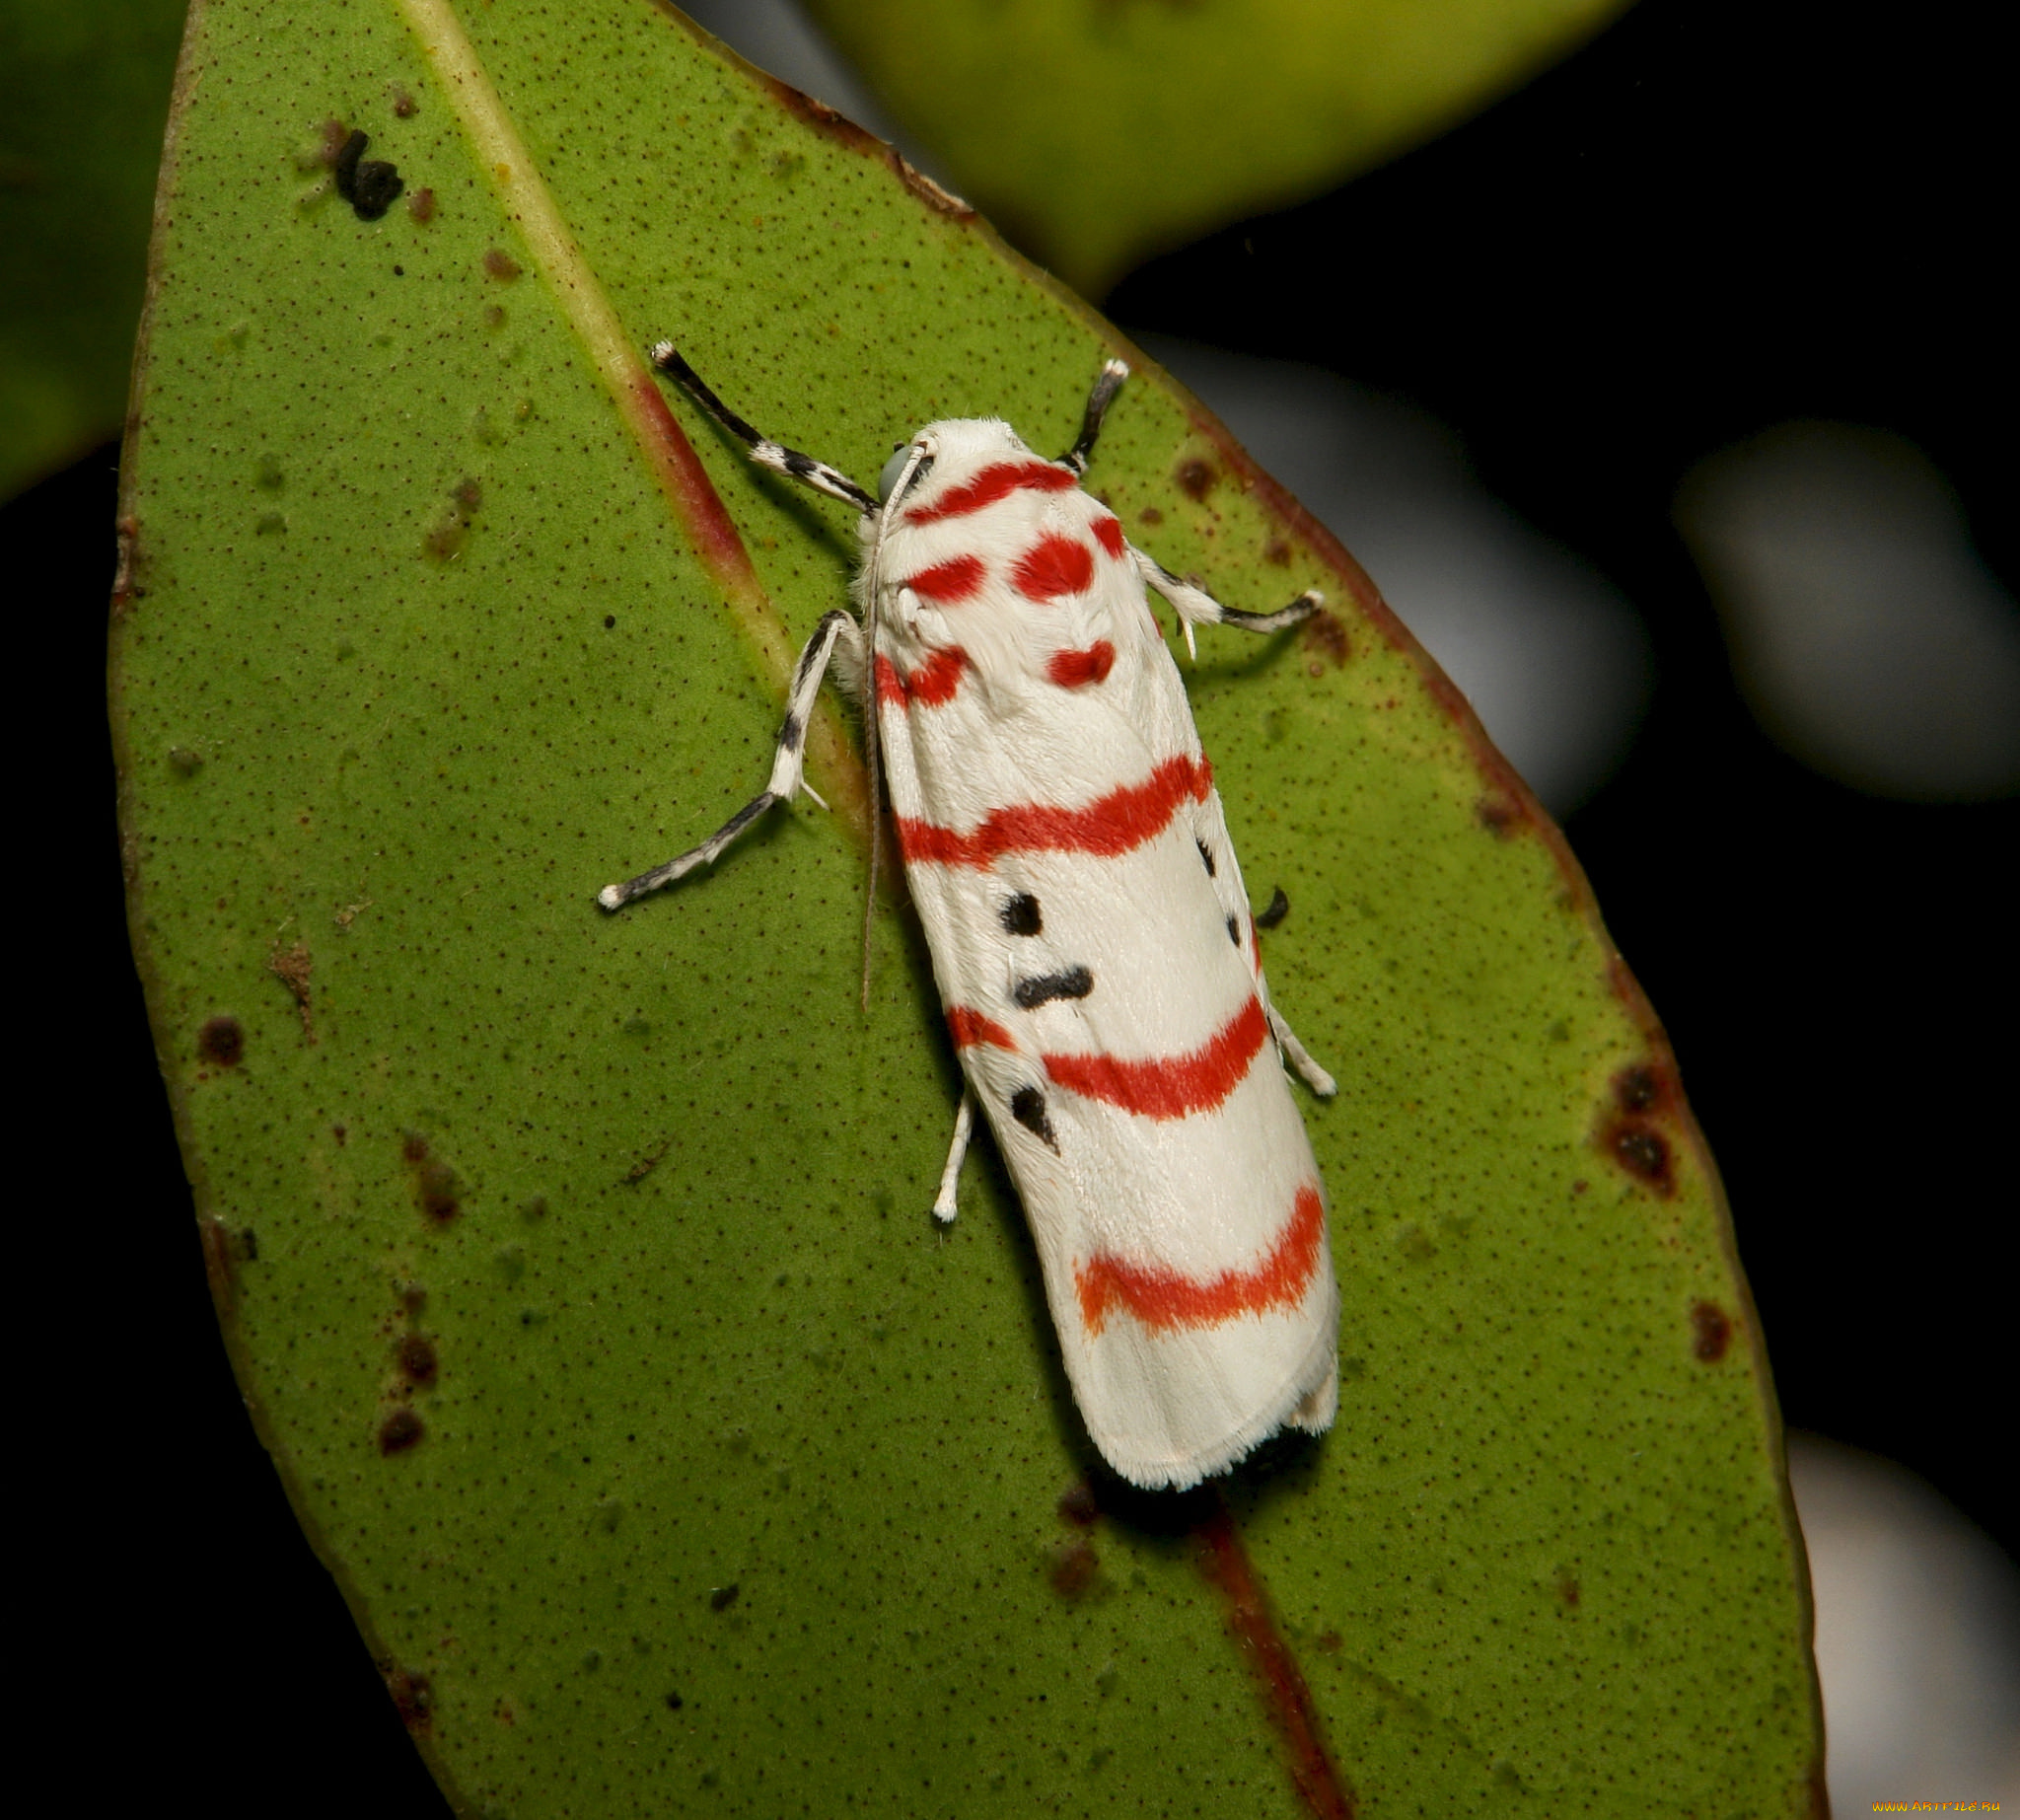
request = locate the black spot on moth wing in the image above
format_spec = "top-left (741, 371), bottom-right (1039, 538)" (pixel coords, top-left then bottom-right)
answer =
top-left (1012, 967), bottom-right (1094, 1010)
top-left (1196, 838), bottom-right (1216, 878)
top-left (1226, 916), bottom-right (1241, 946)
top-left (1010, 1087), bottom-right (1059, 1152)
top-left (999, 894), bottom-right (1043, 937)
top-left (776, 711), bottom-right (802, 754)
top-left (1255, 888), bottom-right (1290, 930)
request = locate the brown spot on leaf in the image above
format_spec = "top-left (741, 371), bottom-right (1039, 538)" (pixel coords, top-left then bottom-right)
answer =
top-left (400, 1133), bottom-right (461, 1222)
top-left (1315, 1630), bottom-right (1342, 1655)
top-left (1554, 1570), bottom-right (1581, 1608)
top-left (416, 1160), bottom-right (459, 1223)
top-left (482, 247), bottom-right (521, 280)
top-left (379, 1660), bottom-right (432, 1734)
top-left (664, 1691), bottom-right (685, 1711)
top-left (1138, 505), bottom-right (1163, 527)
top-left (267, 937), bottom-right (316, 1042)
top-left (397, 1334), bottom-right (438, 1386)
top-left (405, 185), bottom-right (435, 223)
top-left (197, 1015), bottom-right (243, 1067)
top-left (1614, 1062), bottom-right (1670, 1116)
top-left (199, 1217), bottom-right (238, 1312)
top-left (1263, 538), bottom-right (1292, 566)
top-left (391, 88), bottom-right (417, 118)
top-left (1605, 1121), bottom-right (1675, 1196)
top-left (1299, 610), bottom-right (1349, 669)
top-left (1048, 1538), bottom-right (1101, 1601)
top-left (1057, 1481), bottom-right (1100, 1528)
top-left (1175, 456), bottom-right (1215, 500)
top-left (378, 1409), bottom-right (424, 1454)
top-left (422, 476), bottom-right (482, 561)
top-left (1691, 1300), bottom-right (1733, 1361)
top-left (708, 1583), bottom-right (740, 1613)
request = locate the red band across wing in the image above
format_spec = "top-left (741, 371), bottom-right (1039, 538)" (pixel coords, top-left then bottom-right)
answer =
top-left (877, 646), bottom-right (970, 708)
top-left (896, 754), bottom-right (1211, 867)
top-left (1074, 1184), bottom-right (1327, 1336)
top-left (946, 1006), bottom-right (1016, 1051)
top-left (1043, 994), bottom-right (1266, 1122)
top-left (902, 554), bottom-right (986, 603)
top-left (905, 460), bottom-right (1077, 526)
top-left (1046, 641), bottom-right (1115, 689)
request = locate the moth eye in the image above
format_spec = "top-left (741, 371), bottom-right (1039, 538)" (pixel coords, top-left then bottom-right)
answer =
top-left (878, 443), bottom-right (923, 503)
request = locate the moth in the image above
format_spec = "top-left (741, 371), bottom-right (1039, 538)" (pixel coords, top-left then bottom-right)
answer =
top-left (601, 347), bottom-right (1339, 1491)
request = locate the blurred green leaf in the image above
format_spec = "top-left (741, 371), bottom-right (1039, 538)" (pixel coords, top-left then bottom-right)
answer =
top-left (0, 0), bottom-right (188, 498)
top-left (799, 0), bottom-right (1630, 295)
top-left (112, 1), bottom-right (1817, 1812)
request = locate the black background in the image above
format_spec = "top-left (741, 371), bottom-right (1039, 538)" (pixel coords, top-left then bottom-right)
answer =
top-left (28, 0), bottom-right (2007, 1809)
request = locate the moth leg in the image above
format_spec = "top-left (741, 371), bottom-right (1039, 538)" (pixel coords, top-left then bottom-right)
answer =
top-left (930, 1086), bottom-right (977, 1224)
top-left (1132, 546), bottom-right (1323, 661)
top-left (1265, 1000), bottom-right (1337, 1098)
top-left (648, 342), bottom-right (879, 515)
top-left (598, 610), bottom-right (863, 910)
top-left (1059, 358), bottom-right (1131, 475)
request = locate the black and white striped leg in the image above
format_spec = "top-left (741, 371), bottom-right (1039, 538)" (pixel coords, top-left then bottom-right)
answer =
top-left (1132, 546), bottom-right (1323, 660)
top-left (930, 1086), bottom-right (977, 1224)
top-left (1264, 1000), bottom-right (1337, 1097)
top-left (648, 342), bottom-right (879, 516)
top-left (598, 610), bottom-right (863, 910)
top-left (1059, 358), bottom-right (1131, 475)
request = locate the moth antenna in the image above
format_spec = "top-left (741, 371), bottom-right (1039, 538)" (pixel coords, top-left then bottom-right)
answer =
top-left (855, 440), bottom-right (933, 1007)
top-left (1061, 358), bottom-right (1129, 475)
top-left (648, 341), bottom-right (879, 515)
top-left (859, 571), bottom-right (884, 1012)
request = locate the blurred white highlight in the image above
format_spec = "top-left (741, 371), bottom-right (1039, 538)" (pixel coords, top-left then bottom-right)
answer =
top-left (1790, 1434), bottom-right (2020, 1810)
top-left (1678, 424), bottom-right (2020, 800)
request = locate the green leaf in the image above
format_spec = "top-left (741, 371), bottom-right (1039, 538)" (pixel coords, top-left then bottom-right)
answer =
top-left (797, 0), bottom-right (1630, 295)
top-left (0, 0), bottom-right (188, 498)
top-left (112, 2), bottom-right (1819, 1813)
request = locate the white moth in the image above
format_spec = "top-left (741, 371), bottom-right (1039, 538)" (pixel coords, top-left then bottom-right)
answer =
top-left (602, 348), bottom-right (1339, 1491)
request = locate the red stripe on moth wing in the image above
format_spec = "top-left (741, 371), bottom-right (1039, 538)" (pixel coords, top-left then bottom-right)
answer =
top-left (1013, 535), bottom-right (1096, 603)
top-left (1092, 515), bottom-right (1126, 558)
top-left (895, 753), bottom-right (1212, 867)
top-left (905, 460), bottom-right (1077, 526)
top-left (904, 645), bottom-right (970, 705)
top-left (1044, 994), bottom-right (1267, 1122)
top-left (903, 554), bottom-right (986, 603)
top-left (1075, 1184), bottom-right (1327, 1337)
top-left (946, 1006), bottom-right (1016, 1051)
top-left (1046, 641), bottom-right (1116, 689)
top-left (874, 653), bottom-right (906, 708)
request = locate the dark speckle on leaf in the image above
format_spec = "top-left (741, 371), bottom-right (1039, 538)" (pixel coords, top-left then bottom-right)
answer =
top-left (332, 129), bottom-right (403, 221)
top-left (198, 1015), bottom-right (244, 1066)
top-left (378, 1409), bottom-right (424, 1454)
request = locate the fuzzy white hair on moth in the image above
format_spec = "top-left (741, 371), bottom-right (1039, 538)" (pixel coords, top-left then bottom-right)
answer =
top-left (600, 346), bottom-right (1340, 1492)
